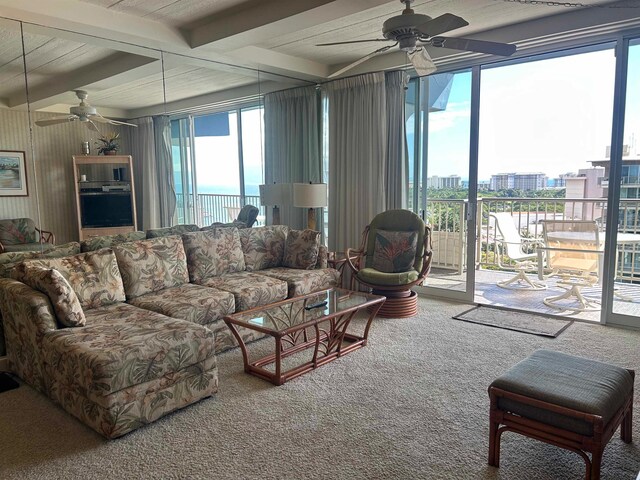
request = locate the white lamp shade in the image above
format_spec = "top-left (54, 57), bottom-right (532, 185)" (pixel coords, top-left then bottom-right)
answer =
top-left (259, 183), bottom-right (290, 206)
top-left (293, 183), bottom-right (328, 208)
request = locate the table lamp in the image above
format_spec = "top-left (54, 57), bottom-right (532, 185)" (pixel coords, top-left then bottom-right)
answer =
top-left (293, 182), bottom-right (327, 231)
top-left (259, 183), bottom-right (289, 225)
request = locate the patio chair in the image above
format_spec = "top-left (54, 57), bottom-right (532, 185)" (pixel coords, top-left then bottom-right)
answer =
top-left (0, 217), bottom-right (55, 253)
top-left (540, 219), bottom-right (601, 312)
top-left (236, 204), bottom-right (259, 227)
top-left (490, 212), bottom-right (545, 290)
top-left (345, 209), bottom-right (432, 318)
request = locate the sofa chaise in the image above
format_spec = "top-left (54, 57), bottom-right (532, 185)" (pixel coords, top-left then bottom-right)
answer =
top-left (0, 225), bottom-right (339, 438)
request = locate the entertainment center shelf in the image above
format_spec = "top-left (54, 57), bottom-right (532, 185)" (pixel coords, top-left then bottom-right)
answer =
top-left (72, 155), bottom-right (137, 241)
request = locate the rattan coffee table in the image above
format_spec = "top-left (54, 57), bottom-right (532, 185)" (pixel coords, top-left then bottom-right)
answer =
top-left (223, 288), bottom-right (385, 385)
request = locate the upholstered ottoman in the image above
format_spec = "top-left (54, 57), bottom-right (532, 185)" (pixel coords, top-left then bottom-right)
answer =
top-left (488, 350), bottom-right (634, 480)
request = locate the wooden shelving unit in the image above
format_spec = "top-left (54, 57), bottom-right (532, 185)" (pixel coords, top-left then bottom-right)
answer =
top-left (72, 155), bottom-right (138, 240)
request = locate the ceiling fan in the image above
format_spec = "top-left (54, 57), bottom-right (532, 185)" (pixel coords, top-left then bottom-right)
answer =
top-left (34, 90), bottom-right (137, 132)
top-left (318, 0), bottom-right (517, 78)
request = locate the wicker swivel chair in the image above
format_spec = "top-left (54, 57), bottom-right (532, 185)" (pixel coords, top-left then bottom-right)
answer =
top-left (0, 217), bottom-right (55, 253)
top-left (346, 209), bottom-right (432, 318)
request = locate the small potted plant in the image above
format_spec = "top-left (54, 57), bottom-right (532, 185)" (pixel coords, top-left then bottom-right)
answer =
top-left (96, 131), bottom-right (120, 155)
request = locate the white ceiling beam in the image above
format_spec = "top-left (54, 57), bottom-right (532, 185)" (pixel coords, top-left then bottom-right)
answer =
top-left (189, 0), bottom-right (391, 50)
top-left (0, 0), bottom-right (188, 52)
top-left (2, 1), bottom-right (328, 81)
top-left (127, 80), bottom-right (303, 119)
top-left (9, 53), bottom-right (159, 109)
top-left (229, 46), bottom-right (328, 78)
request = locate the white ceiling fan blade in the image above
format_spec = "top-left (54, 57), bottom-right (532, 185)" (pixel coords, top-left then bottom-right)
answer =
top-left (409, 48), bottom-right (437, 77)
top-left (417, 13), bottom-right (468, 38)
top-left (105, 119), bottom-right (138, 128)
top-left (93, 113), bottom-right (138, 128)
top-left (90, 115), bottom-right (112, 124)
top-left (328, 44), bottom-right (396, 78)
top-left (35, 116), bottom-right (77, 127)
top-left (317, 39), bottom-right (392, 46)
top-left (86, 120), bottom-right (100, 133)
top-left (431, 36), bottom-right (517, 56)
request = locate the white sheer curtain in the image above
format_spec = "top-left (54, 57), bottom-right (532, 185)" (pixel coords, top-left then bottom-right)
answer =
top-left (264, 86), bottom-right (321, 230)
top-left (128, 116), bottom-right (176, 230)
top-left (153, 115), bottom-right (177, 227)
top-left (385, 71), bottom-right (409, 210)
top-left (325, 72), bottom-right (387, 252)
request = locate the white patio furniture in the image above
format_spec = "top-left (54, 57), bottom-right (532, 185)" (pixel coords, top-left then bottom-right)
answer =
top-left (539, 220), bottom-right (601, 312)
top-left (490, 212), bottom-right (546, 291)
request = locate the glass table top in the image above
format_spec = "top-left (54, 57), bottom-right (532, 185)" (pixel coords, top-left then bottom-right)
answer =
top-left (226, 288), bottom-right (382, 333)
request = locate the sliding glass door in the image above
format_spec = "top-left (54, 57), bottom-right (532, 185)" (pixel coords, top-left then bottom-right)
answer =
top-left (606, 37), bottom-right (640, 327)
top-left (409, 68), bottom-right (478, 301)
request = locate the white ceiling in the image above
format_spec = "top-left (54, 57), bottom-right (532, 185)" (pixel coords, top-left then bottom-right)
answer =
top-left (0, 0), bottom-right (638, 117)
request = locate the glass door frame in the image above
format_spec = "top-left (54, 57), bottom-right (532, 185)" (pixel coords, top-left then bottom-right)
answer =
top-left (602, 34), bottom-right (633, 327)
top-left (413, 65), bottom-right (480, 303)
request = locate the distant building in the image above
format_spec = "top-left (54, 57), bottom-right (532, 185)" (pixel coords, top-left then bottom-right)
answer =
top-left (591, 144), bottom-right (640, 280)
top-left (478, 180), bottom-right (491, 191)
top-left (489, 172), bottom-right (548, 191)
top-left (427, 175), bottom-right (461, 189)
top-left (564, 168), bottom-right (605, 221)
top-left (551, 172), bottom-right (577, 188)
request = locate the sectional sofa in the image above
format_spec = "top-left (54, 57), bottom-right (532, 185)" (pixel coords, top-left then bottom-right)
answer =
top-left (0, 225), bottom-right (340, 438)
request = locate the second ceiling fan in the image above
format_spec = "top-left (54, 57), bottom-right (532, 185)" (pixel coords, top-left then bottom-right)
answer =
top-left (318, 0), bottom-right (517, 78)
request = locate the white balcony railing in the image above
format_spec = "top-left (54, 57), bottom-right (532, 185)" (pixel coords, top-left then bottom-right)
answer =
top-left (175, 193), bottom-right (264, 227)
top-left (425, 197), bottom-right (640, 282)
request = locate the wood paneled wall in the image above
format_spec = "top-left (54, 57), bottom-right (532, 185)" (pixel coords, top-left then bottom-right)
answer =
top-left (0, 108), bottom-right (130, 244)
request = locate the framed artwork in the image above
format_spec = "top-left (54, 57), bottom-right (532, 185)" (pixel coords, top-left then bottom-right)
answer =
top-left (0, 150), bottom-right (28, 196)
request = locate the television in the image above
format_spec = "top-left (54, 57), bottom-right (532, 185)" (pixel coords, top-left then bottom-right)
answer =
top-left (80, 192), bottom-right (134, 228)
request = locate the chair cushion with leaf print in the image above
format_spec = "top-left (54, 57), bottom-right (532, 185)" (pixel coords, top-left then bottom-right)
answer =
top-left (0, 218), bottom-right (53, 253)
top-left (372, 230), bottom-right (418, 273)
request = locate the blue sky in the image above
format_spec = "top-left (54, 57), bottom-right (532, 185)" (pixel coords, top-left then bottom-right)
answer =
top-left (412, 45), bottom-right (640, 183)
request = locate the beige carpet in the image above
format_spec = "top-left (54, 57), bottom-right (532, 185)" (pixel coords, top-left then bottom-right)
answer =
top-left (1, 297), bottom-right (639, 480)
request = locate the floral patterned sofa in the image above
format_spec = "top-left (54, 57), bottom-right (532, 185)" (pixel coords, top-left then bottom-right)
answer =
top-left (0, 226), bottom-right (338, 439)
top-left (109, 226), bottom-right (339, 354)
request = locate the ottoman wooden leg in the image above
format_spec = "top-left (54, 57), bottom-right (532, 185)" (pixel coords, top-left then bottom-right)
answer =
top-left (488, 391), bottom-right (501, 467)
top-left (590, 449), bottom-right (602, 480)
top-left (621, 402), bottom-right (633, 443)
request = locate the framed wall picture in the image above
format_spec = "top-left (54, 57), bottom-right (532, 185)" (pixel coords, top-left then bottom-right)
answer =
top-left (0, 150), bottom-right (28, 196)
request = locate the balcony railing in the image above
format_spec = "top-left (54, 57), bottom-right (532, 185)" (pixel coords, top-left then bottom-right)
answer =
top-left (175, 193), bottom-right (264, 227)
top-left (425, 197), bottom-right (640, 282)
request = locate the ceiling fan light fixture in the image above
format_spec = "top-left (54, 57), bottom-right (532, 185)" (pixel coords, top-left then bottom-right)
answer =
top-left (398, 36), bottom-right (417, 51)
top-left (408, 48), bottom-right (437, 76)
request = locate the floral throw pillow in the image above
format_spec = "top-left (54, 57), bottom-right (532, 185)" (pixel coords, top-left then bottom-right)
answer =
top-left (183, 228), bottom-right (246, 282)
top-left (21, 249), bottom-right (126, 309)
top-left (372, 230), bottom-right (418, 273)
top-left (239, 226), bottom-right (288, 271)
top-left (12, 265), bottom-right (85, 327)
top-left (282, 229), bottom-right (320, 270)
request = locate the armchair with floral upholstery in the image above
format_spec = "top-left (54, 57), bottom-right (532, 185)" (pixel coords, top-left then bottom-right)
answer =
top-left (0, 218), bottom-right (55, 253)
top-left (346, 209), bottom-right (432, 318)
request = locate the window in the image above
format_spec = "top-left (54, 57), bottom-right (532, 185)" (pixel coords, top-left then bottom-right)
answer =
top-left (171, 106), bottom-right (265, 226)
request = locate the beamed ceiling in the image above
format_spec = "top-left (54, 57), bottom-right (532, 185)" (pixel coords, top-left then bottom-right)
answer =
top-left (0, 0), bottom-right (639, 117)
